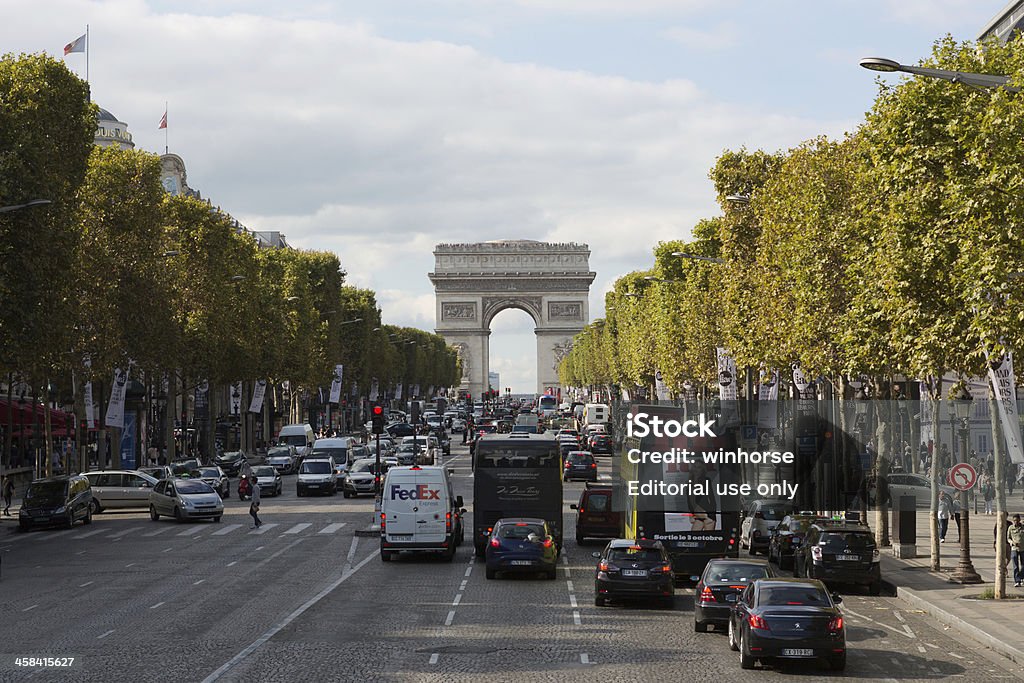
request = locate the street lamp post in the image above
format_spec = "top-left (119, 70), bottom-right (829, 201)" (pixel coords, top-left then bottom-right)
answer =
top-left (859, 57), bottom-right (1018, 93)
top-left (0, 199), bottom-right (52, 214)
top-left (951, 386), bottom-right (982, 584)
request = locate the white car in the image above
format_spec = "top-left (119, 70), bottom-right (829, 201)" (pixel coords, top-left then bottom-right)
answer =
top-left (740, 499), bottom-right (791, 555)
top-left (149, 478), bottom-right (223, 522)
top-left (887, 473), bottom-right (956, 508)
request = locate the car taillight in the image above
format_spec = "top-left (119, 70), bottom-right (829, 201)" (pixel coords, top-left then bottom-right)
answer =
top-left (542, 537), bottom-right (553, 549)
top-left (812, 546), bottom-right (823, 561)
top-left (490, 537), bottom-right (500, 547)
top-left (598, 560), bottom-right (609, 571)
top-left (380, 513), bottom-right (386, 532)
top-left (446, 512), bottom-right (452, 532)
top-left (578, 507), bottom-right (585, 514)
top-left (754, 511), bottom-right (764, 519)
top-left (748, 614), bottom-right (769, 630)
top-left (699, 585), bottom-right (716, 603)
top-left (828, 616), bottom-right (844, 633)
top-left (590, 463), bottom-right (596, 469)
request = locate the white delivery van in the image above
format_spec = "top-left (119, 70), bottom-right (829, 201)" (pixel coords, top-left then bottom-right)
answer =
top-left (380, 465), bottom-right (464, 562)
top-left (583, 403), bottom-right (610, 426)
top-left (278, 423), bottom-right (315, 458)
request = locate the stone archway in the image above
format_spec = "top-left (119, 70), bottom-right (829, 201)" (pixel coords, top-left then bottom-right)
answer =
top-left (429, 240), bottom-right (595, 399)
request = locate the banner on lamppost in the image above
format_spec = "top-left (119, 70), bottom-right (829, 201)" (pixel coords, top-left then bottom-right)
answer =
top-left (249, 379), bottom-right (267, 413)
top-left (194, 380), bottom-right (209, 420)
top-left (654, 369), bottom-right (670, 402)
top-left (757, 369), bottom-right (779, 429)
top-left (369, 379), bottom-right (379, 402)
top-left (230, 381), bottom-right (242, 415)
top-left (329, 364), bottom-right (344, 404)
top-left (986, 350), bottom-right (1024, 464)
top-left (396, 382), bottom-right (403, 399)
top-left (83, 355), bottom-right (95, 429)
top-left (412, 384), bottom-right (420, 398)
top-left (792, 364), bottom-right (810, 394)
top-left (105, 368), bottom-right (128, 429)
top-left (717, 347), bottom-right (739, 427)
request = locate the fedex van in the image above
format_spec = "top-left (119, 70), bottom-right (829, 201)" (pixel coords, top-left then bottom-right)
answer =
top-left (380, 465), bottom-right (464, 562)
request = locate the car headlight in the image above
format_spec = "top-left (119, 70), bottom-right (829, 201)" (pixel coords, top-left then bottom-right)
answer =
top-left (182, 499), bottom-right (195, 508)
top-left (54, 506), bottom-right (67, 514)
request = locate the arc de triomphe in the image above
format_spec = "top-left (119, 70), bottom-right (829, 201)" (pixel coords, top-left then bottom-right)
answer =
top-left (429, 240), bottom-right (595, 399)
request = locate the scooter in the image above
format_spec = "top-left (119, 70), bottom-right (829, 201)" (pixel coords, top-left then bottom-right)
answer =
top-left (238, 474), bottom-right (252, 500)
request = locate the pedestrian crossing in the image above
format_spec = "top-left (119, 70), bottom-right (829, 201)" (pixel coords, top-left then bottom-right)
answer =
top-left (0, 521), bottom-right (349, 544)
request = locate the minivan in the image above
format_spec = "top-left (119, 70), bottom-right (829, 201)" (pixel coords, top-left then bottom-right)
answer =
top-left (278, 423), bottom-right (316, 458)
top-left (380, 465), bottom-right (464, 562)
top-left (83, 470), bottom-right (159, 513)
top-left (296, 457), bottom-right (337, 496)
top-left (19, 475), bottom-right (93, 531)
top-left (309, 437), bottom-right (356, 472)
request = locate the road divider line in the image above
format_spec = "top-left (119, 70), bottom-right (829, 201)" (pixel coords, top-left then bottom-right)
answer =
top-left (464, 566), bottom-right (472, 577)
top-left (149, 602), bottom-right (164, 609)
top-left (283, 522), bottom-right (312, 535)
top-left (452, 594), bottom-right (462, 606)
top-left (459, 580), bottom-right (467, 591)
top-left (566, 580), bottom-right (574, 592)
top-left (445, 610), bottom-right (456, 626)
top-left (318, 523), bottom-right (346, 534)
top-left (569, 595), bottom-right (577, 608)
top-left (212, 524), bottom-right (242, 536)
top-left (429, 653), bottom-right (439, 665)
top-left (572, 610), bottom-right (581, 625)
top-left (79, 581), bottom-right (94, 587)
top-left (97, 630), bottom-right (114, 640)
top-left (201, 547), bottom-right (378, 683)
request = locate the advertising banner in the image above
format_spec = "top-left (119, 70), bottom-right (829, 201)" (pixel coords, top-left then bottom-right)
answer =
top-left (987, 351), bottom-right (1024, 464)
top-left (105, 368), bottom-right (128, 429)
top-left (655, 369), bottom-right (670, 402)
top-left (194, 380), bottom-right (209, 421)
top-left (120, 412), bottom-right (136, 469)
top-left (716, 347), bottom-right (738, 427)
top-left (329, 364), bottom-right (344, 403)
top-left (249, 379), bottom-right (267, 413)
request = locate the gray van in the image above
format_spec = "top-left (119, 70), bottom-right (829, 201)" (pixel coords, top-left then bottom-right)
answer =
top-left (19, 475), bottom-right (93, 531)
top-left (84, 470), bottom-right (160, 513)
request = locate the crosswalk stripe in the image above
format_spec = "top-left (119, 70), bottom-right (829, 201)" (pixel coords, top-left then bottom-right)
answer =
top-left (107, 527), bottom-right (136, 539)
top-left (317, 523), bottom-right (347, 534)
top-left (71, 528), bottom-right (107, 540)
top-left (283, 523), bottom-right (311, 535)
top-left (142, 527), bottom-right (170, 537)
top-left (177, 526), bottom-right (205, 537)
top-left (212, 524), bottom-right (243, 536)
top-left (36, 529), bottom-right (74, 540)
top-left (249, 523), bottom-right (278, 535)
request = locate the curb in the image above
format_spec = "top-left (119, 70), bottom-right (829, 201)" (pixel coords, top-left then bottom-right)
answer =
top-left (892, 584), bottom-right (1024, 666)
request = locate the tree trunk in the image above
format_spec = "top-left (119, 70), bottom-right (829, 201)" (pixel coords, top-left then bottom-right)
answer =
top-left (992, 383), bottom-right (1008, 599)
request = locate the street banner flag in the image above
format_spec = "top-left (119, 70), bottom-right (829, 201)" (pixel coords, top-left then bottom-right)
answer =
top-left (158, 109), bottom-right (167, 129)
top-left (369, 379), bottom-right (379, 402)
top-left (105, 368), bottom-right (128, 429)
top-left (986, 350), bottom-right (1024, 464)
top-left (717, 347), bottom-right (739, 427)
top-left (654, 369), bottom-right (670, 402)
top-left (64, 33), bottom-right (86, 55)
top-left (757, 369), bottom-right (779, 430)
top-left (329, 364), bottom-right (344, 403)
top-left (249, 379), bottom-right (267, 413)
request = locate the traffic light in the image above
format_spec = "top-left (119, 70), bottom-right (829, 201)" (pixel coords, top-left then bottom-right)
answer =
top-left (371, 404), bottom-right (385, 434)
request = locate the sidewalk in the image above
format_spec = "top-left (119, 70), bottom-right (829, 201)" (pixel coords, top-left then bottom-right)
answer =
top-left (880, 503), bottom-right (1024, 666)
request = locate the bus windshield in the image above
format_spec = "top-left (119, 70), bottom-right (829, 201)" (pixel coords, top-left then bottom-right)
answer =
top-left (474, 444), bottom-right (560, 468)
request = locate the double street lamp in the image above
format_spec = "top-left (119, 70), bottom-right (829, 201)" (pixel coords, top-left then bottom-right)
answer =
top-left (951, 385), bottom-right (983, 584)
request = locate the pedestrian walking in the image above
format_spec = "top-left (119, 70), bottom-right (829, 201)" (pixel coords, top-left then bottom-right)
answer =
top-left (952, 495), bottom-right (962, 542)
top-left (2, 475), bottom-right (14, 516)
top-left (937, 492), bottom-right (952, 543)
top-left (249, 477), bottom-right (262, 529)
top-left (982, 474), bottom-right (995, 515)
top-left (1009, 514), bottom-right (1024, 587)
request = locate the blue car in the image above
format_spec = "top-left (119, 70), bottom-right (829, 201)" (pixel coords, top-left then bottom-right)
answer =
top-left (485, 518), bottom-right (558, 580)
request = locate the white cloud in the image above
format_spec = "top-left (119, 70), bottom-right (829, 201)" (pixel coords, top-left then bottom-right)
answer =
top-left (880, 0), bottom-right (994, 29)
top-left (663, 23), bottom-right (739, 51)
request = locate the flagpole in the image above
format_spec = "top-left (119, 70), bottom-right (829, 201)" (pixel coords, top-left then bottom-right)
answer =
top-left (165, 101), bottom-right (168, 154)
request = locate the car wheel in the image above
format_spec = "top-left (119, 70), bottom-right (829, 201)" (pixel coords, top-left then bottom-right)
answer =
top-left (829, 652), bottom-right (847, 671)
top-left (381, 550), bottom-right (393, 562)
top-left (343, 491), bottom-right (352, 499)
top-left (695, 620), bottom-right (707, 633)
top-left (65, 512), bottom-right (75, 529)
top-left (297, 490), bottom-right (304, 497)
top-left (869, 580), bottom-right (881, 596)
top-left (150, 505), bottom-right (160, 521)
top-left (728, 619), bottom-right (739, 651)
top-left (545, 569), bottom-right (557, 580)
top-left (594, 595), bottom-right (605, 607)
top-left (739, 631), bottom-right (755, 670)
top-left (445, 545), bottom-right (456, 562)
top-left (792, 557), bottom-right (801, 577)
top-left (485, 568), bottom-right (496, 580)
top-left (18, 521), bottom-right (29, 532)
top-left (90, 499), bottom-right (102, 515)
top-left (83, 507), bottom-right (92, 525)
top-left (173, 506), bottom-right (183, 523)
top-left (213, 515), bottom-right (222, 523)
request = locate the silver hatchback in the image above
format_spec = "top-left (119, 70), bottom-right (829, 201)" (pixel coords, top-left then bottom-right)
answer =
top-left (149, 479), bottom-right (223, 522)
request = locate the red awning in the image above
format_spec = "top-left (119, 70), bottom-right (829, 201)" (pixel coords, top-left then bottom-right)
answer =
top-left (0, 399), bottom-right (70, 429)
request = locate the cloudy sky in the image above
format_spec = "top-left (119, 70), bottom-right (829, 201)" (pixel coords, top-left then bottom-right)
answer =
top-left (4, 0), bottom-right (1005, 392)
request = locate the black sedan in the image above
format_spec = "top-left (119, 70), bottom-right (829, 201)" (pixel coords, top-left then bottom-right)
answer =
top-left (694, 558), bottom-right (775, 632)
top-left (767, 515), bottom-right (816, 570)
top-left (589, 434), bottom-right (613, 455)
top-left (213, 451), bottom-right (247, 476)
top-left (728, 578), bottom-right (846, 671)
top-left (593, 538), bottom-right (675, 608)
top-left (250, 466), bottom-right (282, 496)
top-left (485, 518), bottom-right (558, 580)
top-left (195, 466), bottom-right (230, 499)
top-left (563, 451), bottom-right (598, 482)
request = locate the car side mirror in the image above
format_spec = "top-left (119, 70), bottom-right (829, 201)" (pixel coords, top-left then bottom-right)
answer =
top-left (447, 469), bottom-right (455, 475)
top-left (455, 495), bottom-right (463, 508)
top-left (591, 552), bottom-right (602, 559)
top-left (832, 593), bottom-right (843, 604)
top-left (460, 508), bottom-right (467, 515)
top-left (570, 504), bottom-right (578, 510)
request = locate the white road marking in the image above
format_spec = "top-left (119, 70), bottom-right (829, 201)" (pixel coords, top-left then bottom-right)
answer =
top-left (79, 581), bottom-right (94, 587)
top-left (72, 528), bottom-right (106, 539)
top-left (580, 653), bottom-right (590, 664)
top-left (569, 595), bottom-right (578, 608)
top-left (256, 546), bottom-right (265, 551)
top-left (212, 524), bottom-right (243, 536)
top-left (107, 528), bottom-right (136, 539)
top-left (177, 526), bottom-right (205, 537)
top-left (97, 630), bottom-right (114, 639)
top-left (283, 523), bottom-right (312, 535)
top-left (22, 604), bottom-right (37, 612)
top-left (894, 611), bottom-right (906, 623)
top-left (150, 602), bottom-right (164, 609)
top-left (36, 529), bottom-right (74, 540)
top-left (125, 563), bottom-right (136, 567)
top-left (343, 537), bottom-right (359, 573)
top-left (429, 653), bottom-right (439, 665)
top-left (918, 645), bottom-right (927, 654)
top-left (845, 607), bottom-right (916, 639)
top-left (200, 549), bottom-right (378, 683)
top-left (566, 580), bottom-right (574, 592)
top-left (142, 527), bottom-right (170, 537)
top-left (162, 547), bottom-right (173, 553)
top-left (318, 523), bottom-right (346, 534)
top-left (248, 523), bottom-right (278, 535)
top-left (76, 551), bottom-right (87, 555)
top-left (445, 610), bottom-right (456, 626)
top-left (949, 652), bottom-right (964, 659)
top-left (452, 594), bottom-right (462, 606)
top-left (459, 580), bottom-right (467, 591)
top-left (572, 610), bottom-right (581, 625)
top-left (464, 566), bottom-right (472, 577)
top-left (193, 579), bottom-right (206, 585)
top-left (925, 642), bottom-right (939, 649)
top-left (226, 560), bottom-right (238, 567)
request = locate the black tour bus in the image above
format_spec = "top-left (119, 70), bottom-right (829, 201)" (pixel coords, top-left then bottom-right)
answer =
top-left (472, 432), bottom-right (563, 557)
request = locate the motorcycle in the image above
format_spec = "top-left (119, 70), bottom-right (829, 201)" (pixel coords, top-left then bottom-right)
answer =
top-left (238, 474), bottom-right (252, 500)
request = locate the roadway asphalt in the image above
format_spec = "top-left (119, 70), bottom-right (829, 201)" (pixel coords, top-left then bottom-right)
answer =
top-left (0, 444), bottom-right (1021, 682)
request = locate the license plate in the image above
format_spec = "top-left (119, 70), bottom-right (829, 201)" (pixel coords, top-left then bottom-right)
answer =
top-left (308, 484), bottom-right (320, 488)
top-left (511, 560), bottom-right (534, 566)
top-left (389, 534), bottom-right (412, 540)
top-left (622, 569), bottom-right (648, 577)
top-left (725, 594), bottom-right (737, 602)
top-left (781, 649), bottom-right (814, 657)
top-left (836, 554), bottom-right (859, 561)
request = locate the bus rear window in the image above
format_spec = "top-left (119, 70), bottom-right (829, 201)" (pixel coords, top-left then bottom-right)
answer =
top-left (475, 446), bottom-right (560, 468)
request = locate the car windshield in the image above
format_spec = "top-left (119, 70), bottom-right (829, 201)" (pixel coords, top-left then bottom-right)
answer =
top-left (820, 532), bottom-right (875, 551)
top-left (252, 467), bottom-right (276, 477)
top-left (218, 452), bottom-right (242, 461)
top-left (198, 468), bottom-right (221, 478)
top-left (498, 523), bottom-right (545, 539)
top-left (788, 519), bottom-right (812, 533)
top-left (311, 448), bottom-right (346, 460)
top-left (171, 464), bottom-right (197, 476)
top-left (584, 493), bottom-right (610, 512)
top-left (25, 481), bottom-right (66, 505)
top-left (758, 585), bottom-right (831, 607)
top-left (705, 563), bottom-right (768, 583)
top-left (279, 435), bottom-right (306, 447)
top-left (267, 448), bottom-right (292, 458)
top-left (758, 504), bottom-right (787, 521)
top-left (350, 460), bottom-right (382, 474)
top-left (176, 480), bottom-right (215, 495)
top-left (568, 454), bottom-right (592, 463)
top-left (608, 547), bottom-right (663, 563)
top-left (300, 461), bottom-right (332, 474)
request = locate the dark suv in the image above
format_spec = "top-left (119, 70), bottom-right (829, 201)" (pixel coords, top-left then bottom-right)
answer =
top-left (563, 451), bottom-right (597, 482)
top-left (593, 538), bottom-right (675, 607)
top-left (19, 475), bottom-right (93, 531)
top-left (589, 434), bottom-right (613, 455)
top-left (793, 522), bottom-right (881, 595)
top-left (571, 484), bottom-right (622, 544)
